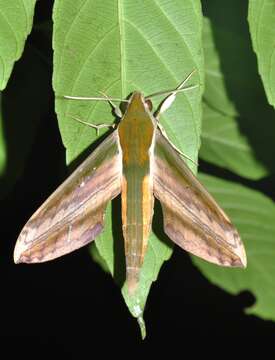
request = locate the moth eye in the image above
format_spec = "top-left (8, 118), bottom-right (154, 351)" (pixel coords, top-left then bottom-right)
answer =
top-left (145, 99), bottom-right (153, 111)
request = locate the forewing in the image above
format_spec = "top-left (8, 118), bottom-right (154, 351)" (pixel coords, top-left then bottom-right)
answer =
top-left (153, 129), bottom-right (246, 267)
top-left (14, 131), bottom-right (122, 263)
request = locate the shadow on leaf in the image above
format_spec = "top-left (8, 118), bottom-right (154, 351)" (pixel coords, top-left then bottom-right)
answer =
top-left (203, 0), bottom-right (275, 174)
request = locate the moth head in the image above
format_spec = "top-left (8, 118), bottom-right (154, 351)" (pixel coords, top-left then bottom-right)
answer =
top-left (127, 92), bottom-right (153, 113)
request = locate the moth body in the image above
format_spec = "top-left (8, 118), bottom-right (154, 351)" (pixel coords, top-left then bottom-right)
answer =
top-left (118, 92), bottom-right (156, 293)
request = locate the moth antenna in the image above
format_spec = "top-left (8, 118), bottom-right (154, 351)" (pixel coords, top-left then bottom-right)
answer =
top-left (64, 95), bottom-right (129, 103)
top-left (145, 68), bottom-right (198, 100)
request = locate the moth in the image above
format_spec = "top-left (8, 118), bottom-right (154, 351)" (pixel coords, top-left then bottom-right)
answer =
top-left (14, 72), bottom-right (246, 293)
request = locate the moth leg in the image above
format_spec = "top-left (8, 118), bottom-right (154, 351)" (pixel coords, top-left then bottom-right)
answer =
top-left (157, 122), bottom-right (198, 166)
top-left (153, 70), bottom-right (198, 167)
top-left (98, 91), bottom-right (123, 118)
top-left (68, 114), bottom-right (115, 136)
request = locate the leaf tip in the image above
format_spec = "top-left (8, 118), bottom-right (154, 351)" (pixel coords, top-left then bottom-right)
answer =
top-left (137, 315), bottom-right (146, 340)
top-left (132, 303), bottom-right (146, 339)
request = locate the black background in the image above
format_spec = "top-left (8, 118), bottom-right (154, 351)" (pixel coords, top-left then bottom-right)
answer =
top-left (1, 0), bottom-right (275, 356)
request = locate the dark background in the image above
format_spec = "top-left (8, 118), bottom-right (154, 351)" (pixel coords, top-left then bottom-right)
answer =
top-left (1, 0), bottom-right (275, 356)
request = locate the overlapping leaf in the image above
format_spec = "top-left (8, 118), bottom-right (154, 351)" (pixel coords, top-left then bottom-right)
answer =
top-left (0, 0), bottom-right (36, 90)
top-left (194, 173), bottom-right (275, 320)
top-left (248, 0), bottom-right (275, 108)
top-left (201, 16), bottom-right (272, 179)
top-left (200, 103), bottom-right (267, 179)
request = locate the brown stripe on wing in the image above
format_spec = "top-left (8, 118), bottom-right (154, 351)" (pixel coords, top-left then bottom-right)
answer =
top-left (153, 129), bottom-right (246, 268)
top-left (14, 131), bottom-right (122, 263)
top-left (16, 205), bottom-right (105, 263)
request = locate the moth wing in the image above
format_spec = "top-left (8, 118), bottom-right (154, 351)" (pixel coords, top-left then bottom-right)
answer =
top-left (14, 131), bottom-right (122, 263)
top-left (153, 129), bottom-right (246, 267)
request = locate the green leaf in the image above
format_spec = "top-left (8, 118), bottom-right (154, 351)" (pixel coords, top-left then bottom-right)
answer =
top-left (202, 17), bottom-right (237, 117)
top-left (53, 0), bottom-right (203, 334)
top-left (0, 0), bottom-right (36, 90)
top-left (200, 103), bottom-right (267, 180)
top-left (194, 173), bottom-right (275, 321)
top-left (201, 16), bottom-right (271, 179)
top-left (90, 201), bottom-right (172, 339)
top-left (248, 0), bottom-right (275, 108)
